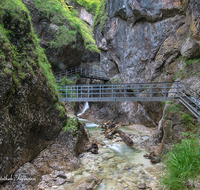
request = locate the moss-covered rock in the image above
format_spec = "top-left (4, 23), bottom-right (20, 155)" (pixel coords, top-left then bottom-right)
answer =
top-left (0, 0), bottom-right (68, 178)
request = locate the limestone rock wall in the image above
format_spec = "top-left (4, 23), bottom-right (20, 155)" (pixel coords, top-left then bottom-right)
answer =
top-left (89, 0), bottom-right (200, 127)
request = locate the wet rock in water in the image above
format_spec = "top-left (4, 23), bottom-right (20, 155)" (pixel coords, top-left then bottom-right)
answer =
top-left (143, 151), bottom-right (161, 163)
top-left (87, 143), bottom-right (99, 154)
top-left (143, 151), bottom-right (155, 159)
top-left (102, 154), bottom-right (115, 160)
top-left (137, 182), bottom-right (147, 189)
top-left (150, 156), bottom-right (161, 164)
top-left (72, 174), bottom-right (102, 190)
top-left (124, 165), bottom-right (131, 170)
top-left (75, 170), bottom-right (83, 175)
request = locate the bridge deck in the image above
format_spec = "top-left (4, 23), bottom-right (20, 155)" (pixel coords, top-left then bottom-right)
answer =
top-left (58, 81), bottom-right (200, 120)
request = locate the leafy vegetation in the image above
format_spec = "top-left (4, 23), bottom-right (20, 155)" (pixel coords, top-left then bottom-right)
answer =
top-left (55, 102), bottom-right (66, 117)
top-left (175, 57), bottom-right (200, 80)
top-left (181, 113), bottom-right (192, 124)
top-left (93, 0), bottom-right (108, 31)
top-left (181, 113), bottom-right (194, 130)
top-left (63, 117), bottom-right (78, 132)
top-left (167, 103), bottom-right (181, 114)
top-left (50, 26), bottom-right (77, 49)
top-left (71, 0), bottom-right (100, 15)
top-left (31, 0), bottom-right (99, 52)
top-left (59, 76), bottom-right (74, 85)
top-left (161, 133), bottom-right (200, 190)
top-left (0, 0), bottom-right (64, 111)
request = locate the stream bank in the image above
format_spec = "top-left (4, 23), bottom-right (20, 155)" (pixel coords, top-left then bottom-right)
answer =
top-left (55, 119), bottom-right (163, 190)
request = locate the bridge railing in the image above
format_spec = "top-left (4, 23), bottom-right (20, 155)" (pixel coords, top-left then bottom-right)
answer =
top-left (59, 82), bottom-right (179, 102)
top-left (54, 66), bottom-right (109, 82)
top-left (177, 82), bottom-right (200, 115)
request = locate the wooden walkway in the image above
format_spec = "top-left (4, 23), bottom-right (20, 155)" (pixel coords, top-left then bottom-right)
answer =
top-left (54, 66), bottom-right (109, 82)
top-left (59, 81), bottom-right (200, 120)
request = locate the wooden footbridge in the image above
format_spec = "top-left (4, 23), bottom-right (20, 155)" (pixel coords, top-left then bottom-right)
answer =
top-left (54, 66), bottom-right (109, 82)
top-left (58, 82), bottom-right (200, 120)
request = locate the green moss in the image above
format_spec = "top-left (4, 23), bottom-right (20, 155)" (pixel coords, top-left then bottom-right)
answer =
top-left (31, 0), bottom-right (99, 52)
top-left (50, 26), bottom-right (77, 48)
top-left (71, 0), bottom-right (100, 15)
top-left (63, 117), bottom-right (78, 132)
top-left (55, 102), bottom-right (66, 117)
top-left (59, 77), bottom-right (74, 85)
top-left (0, 0), bottom-right (60, 101)
top-left (175, 57), bottom-right (200, 80)
top-left (93, 0), bottom-right (108, 31)
top-left (185, 58), bottom-right (200, 67)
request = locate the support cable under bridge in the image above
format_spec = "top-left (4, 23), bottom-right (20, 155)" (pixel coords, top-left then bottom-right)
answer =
top-left (59, 81), bottom-right (200, 121)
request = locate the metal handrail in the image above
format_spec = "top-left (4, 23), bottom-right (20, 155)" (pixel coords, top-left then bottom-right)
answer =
top-left (178, 81), bottom-right (200, 97)
top-left (54, 66), bottom-right (109, 81)
top-left (58, 81), bottom-right (200, 120)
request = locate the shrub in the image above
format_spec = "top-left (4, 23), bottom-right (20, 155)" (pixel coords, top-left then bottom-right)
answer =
top-left (31, 0), bottom-right (99, 52)
top-left (59, 76), bottom-right (74, 85)
top-left (71, 0), bottom-right (100, 15)
top-left (181, 113), bottom-right (192, 124)
top-left (167, 103), bottom-right (181, 114)
top-left (161, 134), bottom-right (200, 190)
top-left (93, 0), bottom-right (108, 31)
top-left (63, 117), bottom-right (78, 132)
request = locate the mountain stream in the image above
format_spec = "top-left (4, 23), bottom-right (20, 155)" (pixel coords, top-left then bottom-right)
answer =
top-left (57, 119), bottom-right (163, 190)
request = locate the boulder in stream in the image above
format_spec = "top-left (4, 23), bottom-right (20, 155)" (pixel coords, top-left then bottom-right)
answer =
top-left (71, 174), bottom-right (102, 190)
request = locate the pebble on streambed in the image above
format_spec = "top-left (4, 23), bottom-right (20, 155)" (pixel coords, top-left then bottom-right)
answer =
top-left (55, 124), bottom-right (162, 190)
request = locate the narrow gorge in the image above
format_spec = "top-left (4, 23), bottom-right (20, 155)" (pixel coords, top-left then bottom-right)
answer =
top-left (0, 0), bottom-right (200, 189)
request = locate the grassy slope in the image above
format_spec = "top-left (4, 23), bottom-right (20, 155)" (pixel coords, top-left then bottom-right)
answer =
top-left (30, 0), bottom-right (99, 52)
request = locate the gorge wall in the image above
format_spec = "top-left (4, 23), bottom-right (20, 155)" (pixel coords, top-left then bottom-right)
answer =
top-left (82, 0), bottom-right (200, 128)
top-left (0, 1), bottom-right (89, 188)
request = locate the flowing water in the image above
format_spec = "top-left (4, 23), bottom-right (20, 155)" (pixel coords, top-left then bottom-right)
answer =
top-left (77, 102), bottom-right (89, 116)
top-left (58, 119), bottom-right (162, 190)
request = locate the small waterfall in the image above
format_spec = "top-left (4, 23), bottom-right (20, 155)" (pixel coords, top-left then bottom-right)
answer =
top-left (77, 102), bottom-right (89, 116)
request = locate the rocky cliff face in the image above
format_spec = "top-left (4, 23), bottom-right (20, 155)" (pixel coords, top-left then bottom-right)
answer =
top-left (0, 3), bottom-right (67, 178)
top-left (22, 0), bottom-right (85, 71)
top-left (0, 0), bottom-right (89, 184)
top-left (83, 0), bottom-right (200, 128)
